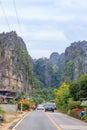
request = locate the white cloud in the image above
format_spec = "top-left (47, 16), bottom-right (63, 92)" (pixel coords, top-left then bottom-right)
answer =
top-left (0, 0), bottom-right (87, 59)
top-left (55, 0), bottom-right (87, 9)
top-left (27, 30), bottom-right (68, 41)
top-left (16, 6), bottom-right (75, 22)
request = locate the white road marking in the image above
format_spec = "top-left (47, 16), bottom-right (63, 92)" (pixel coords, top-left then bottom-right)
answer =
top-left (12, 112), bottom-right (31, 130)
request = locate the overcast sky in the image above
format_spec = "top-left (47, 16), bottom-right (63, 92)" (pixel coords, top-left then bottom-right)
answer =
top-left (0, 0), bottom-right (87, 59)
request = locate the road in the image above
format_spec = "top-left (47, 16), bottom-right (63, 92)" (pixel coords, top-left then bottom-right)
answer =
top-left (13, 110), bottom-right (87, 130)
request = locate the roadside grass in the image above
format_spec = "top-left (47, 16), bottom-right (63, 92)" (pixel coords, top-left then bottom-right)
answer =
top-left (3, 112), bottom-right (20, 123)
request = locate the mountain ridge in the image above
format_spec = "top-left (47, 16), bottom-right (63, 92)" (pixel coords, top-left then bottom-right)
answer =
top-left (0, 31), bottom-right (87, 91)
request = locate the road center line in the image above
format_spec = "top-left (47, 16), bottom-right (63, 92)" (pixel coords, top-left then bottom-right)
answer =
top-left (45, 112), bottom-right (62, 130)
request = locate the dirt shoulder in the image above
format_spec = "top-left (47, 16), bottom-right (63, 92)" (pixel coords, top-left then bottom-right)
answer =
top-left (0, 111), bottom-right (28, 130)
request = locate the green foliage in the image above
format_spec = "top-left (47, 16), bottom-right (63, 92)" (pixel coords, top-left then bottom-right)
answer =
top-left (68, 108), bottom-right (82, 118)
top-left (30, 87), bottom-right (56, 104)
top-left (18, 100), bottom-right (32, 111)
top-left (68, 100), bottom-right (81, 110)
top-left (18, 49), bottom-right (40, 89)
top-left (9, 98), bottom-right (16, 104)
top-left (69, 82), bottom-right (79, 100)
top-left (0, 107), bottom-right (5, 115)
top-left (18, 92), bottom-right (25, 99)
top-left (22, 101), bottom-right (32, 111)
top-left (69, 74), bottom-right (87, 100)
top-left (81, 114), bottom-right (87, 122)
top-left (78, 76), bottom-right (87, 99)
top-left (18, 49), bottom-right (33, 77)
top-left (78, 62), bottom-right (83, 77)
top-left (51, 71), bottom-right (61, 88)
top-left (52, 65), bottom-right (59, 72)
top-left (34, 58), bottom-right (53, 87)
top-left (62, 60), bottom-right (74, 82)
top-left (13, 65), bottom-right (19, 73)
top-left (34, 58), bottom-right (61, 88)
top-left (55, 83), bottom-right (70, 112)
top-left (79, 74), bottom-right (87, 82)
top-left (31, 76), bottom-right (42, 89)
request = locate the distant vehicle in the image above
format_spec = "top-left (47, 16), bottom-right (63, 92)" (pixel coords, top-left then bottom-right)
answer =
top-left (37, 104), bottom-right (44, 110)
top-left (44, 102), bottom-right (55, 112)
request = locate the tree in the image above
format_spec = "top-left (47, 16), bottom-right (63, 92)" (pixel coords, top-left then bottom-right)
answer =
top-left (78, 74), bottom-right (87, 99)
top-left (55, 83), bottom-right (69, 112)
top-left (62, 60), bottom-right (74, 82)
top-left (69, 74), bottom-right (87, 100)
top-left (30, 87), bottom-right (56, 104)
top-left (69, 82), bottom-right (79, 100)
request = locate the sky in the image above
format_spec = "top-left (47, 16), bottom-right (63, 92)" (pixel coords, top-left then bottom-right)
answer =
top-left (0, 0), bottom-right (87, 59)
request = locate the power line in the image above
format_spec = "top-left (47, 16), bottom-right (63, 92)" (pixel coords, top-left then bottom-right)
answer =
top-left (13, 0), bottom-right (22, 37)
top-left (0, 0), bottom-right (23, 37)
top-left (0, 0), bottom-right (11, 31)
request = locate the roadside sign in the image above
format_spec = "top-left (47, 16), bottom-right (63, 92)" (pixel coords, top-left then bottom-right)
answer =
top-left (18, 99), bottom-right (25, 112)
top-left (19, 99), bottom-right (25, 104)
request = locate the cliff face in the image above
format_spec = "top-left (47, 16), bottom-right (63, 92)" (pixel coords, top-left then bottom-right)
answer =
top-left (50, 41), bottom-right (87, 82)
top-left (49, 52), bottom-right (60, 65)
top-left (64, 41), bottom-right (87, 81)
top-left (33, 41), bottom-right (87, 88)
top-left (2, 32), bottom-right (86, 90)
top-left (0, 31), bottom-right (32, 93)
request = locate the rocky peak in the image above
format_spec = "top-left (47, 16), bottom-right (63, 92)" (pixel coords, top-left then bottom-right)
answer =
top-left (0, 31), bottom-right (32, 94)
top-left (65, 41), bottom-right (87, 60)
top-left (0, 31), bottom-right (26, 50)
top-left (49, 52), bottom-right (59, 65)
top-left (62, 41), bottom-right (87, 81)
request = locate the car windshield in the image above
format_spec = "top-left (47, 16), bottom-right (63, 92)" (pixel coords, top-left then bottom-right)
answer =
top-left (45, 103), bottom-right (54, 107)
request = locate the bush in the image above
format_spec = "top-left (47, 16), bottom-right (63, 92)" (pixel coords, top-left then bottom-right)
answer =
top-left (9, 98), bottom-right (16, 104)
top-left (23, 101), bottom-right (31, 111)
top-left (81, 114), bottom-right (87, 122)
top-left (68, 101), bottom-right (81, 110)
top-left (18, 101), bottom-right (32, 111)
top-left (69, 108), bottom-right (83, 118)
top-left (0, 107), bottom-right (5, 115)
top-left (0, 107), bottom-right (5, 122)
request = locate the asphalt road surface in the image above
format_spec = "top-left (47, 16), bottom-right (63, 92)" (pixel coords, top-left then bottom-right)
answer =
top-left (13, 110), bottom-right (87, 130)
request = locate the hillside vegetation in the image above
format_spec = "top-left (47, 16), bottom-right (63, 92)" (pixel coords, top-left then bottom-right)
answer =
top-left (0, 32), bottom-right (87, 107)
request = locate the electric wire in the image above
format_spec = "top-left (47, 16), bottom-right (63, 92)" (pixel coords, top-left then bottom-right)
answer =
top-left (0, 0), bottom-right (11, 31)
top-left (0, 0), bottom-right (23, 37)
top-left (13, 0), bottom-right (22, 37)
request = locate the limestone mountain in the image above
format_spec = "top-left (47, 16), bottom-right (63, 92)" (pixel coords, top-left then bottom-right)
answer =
top-left (33, 58), bottom-right (60, 88)
top-left (62, 41), bottom-right (87, 81)
top-left (0, 31), bottom-right (37, 94)
top-left (34, 41), bottom-right (87, 88)
top-left (1, 31), bottom-right (87, 91)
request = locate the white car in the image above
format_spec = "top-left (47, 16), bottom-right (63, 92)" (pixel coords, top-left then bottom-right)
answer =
top-left (37, 104), bottom-right (44, 110)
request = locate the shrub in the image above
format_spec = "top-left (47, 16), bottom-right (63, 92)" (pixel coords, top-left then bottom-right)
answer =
top-left (23, 101), bottom-right (32, 111)
top-left (70, 108), bottom-right (83, 118)
top-left (9, 98), bottom-right (16, 104)
top-left (81, 114), bottom-right (87, 122)
top-left (0, 107), bottom-right (5, 122)
top-left (0, 107), bottom-right (5, 115)
top-left (18, 100), bottom-right (32, 111)
top-left (68, 101), bottom-right (81, 110)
